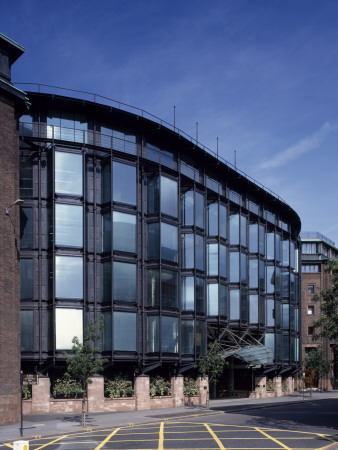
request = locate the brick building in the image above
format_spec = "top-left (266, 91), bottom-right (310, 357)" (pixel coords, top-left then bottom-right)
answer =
top-left (300, 231), bottom-right (338, 390)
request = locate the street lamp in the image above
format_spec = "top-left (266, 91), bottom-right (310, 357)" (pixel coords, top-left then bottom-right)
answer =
top-left (5, 199), bottom-right (24, 215)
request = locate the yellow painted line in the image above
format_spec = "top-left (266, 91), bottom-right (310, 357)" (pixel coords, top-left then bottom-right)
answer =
top-left (4, 444), bottom-right (13, 449)
top-left (35, 435), bottom-right (68, 450)
top-left (94, 427), bottom-right (120, 450)
top-left (255, 427), bottom-right (291, 450)
top-left (204, 423), bottom-right (226, 450)
top-left (158, 421), bottom-right (164, 450)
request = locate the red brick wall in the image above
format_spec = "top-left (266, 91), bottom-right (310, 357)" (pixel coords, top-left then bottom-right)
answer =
top-left (0, 91), bottom-right (21, 425)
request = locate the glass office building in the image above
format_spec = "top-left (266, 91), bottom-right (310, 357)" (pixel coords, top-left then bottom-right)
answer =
top-left (19, 90), bottom-right (301, 388)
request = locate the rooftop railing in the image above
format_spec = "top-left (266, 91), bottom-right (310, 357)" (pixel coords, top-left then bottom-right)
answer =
top-left (15, 82), bottom-right (288, 205)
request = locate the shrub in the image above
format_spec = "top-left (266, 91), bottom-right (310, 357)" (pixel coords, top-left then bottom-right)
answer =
top-left (266, 378), bottom-right (275, 392)
top-left (22, 385), bottom-right (32, 400)
top-left (52, 375), bottom-right (84, 398)
top-left (104, 376), bottom-right (134, 398)
top-left (149, 376), bottom-right (171, 397)
top-left (184, 377), bottom-right (199, 396)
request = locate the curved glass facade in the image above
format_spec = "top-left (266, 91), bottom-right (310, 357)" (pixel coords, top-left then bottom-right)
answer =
top-left (19, 92), bottom-right (301, 378)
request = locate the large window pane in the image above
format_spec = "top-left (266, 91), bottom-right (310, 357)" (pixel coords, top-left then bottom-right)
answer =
top-left (195, 192), bottom-right (205, 229)
top-left (241, 253), bottom-right (247, 284)
top-left (147, 176), bottom-right (159, 214)
top-left (55, 151), bottom-right (82, 196)
top-left (55, 204), bottom-right (83, 247)
top-left (259, 260), bottom-right (265, 291)
top-left (102, 211), bottom-right (111, 252)
top-left (161, 269), bottom-right (178, 308)
top-left (195, 234), bottom-right (204, 271)
top-left (220, 244), bottom-right (227, 278)
top-left (20, 157), bottom-right (33, 198)
top-left (249, 294), bottom-right (258, 324)
top-left (230, 289), bottom-right (240, 320)
top-left (181, 191), bottom-right (194, 226)
top-left (240, 216), bottom-right (247, 247)
top-left (207, 283), bottom-right (218, 315)
top-left (113, 212), bottom-right (136, 253)
top-left (282, 303), bottom-right (289, 329)
top-left (56, 308), bottom-right (83, 350)
top-left (266, 266), bottom-right (275, 294)
top-left (147, 222), bottom-right (159, 259)
top-left (249, 224), bottom-right (258, 253)
top-left (113, 261), bottom-right (137, 302)
top-left (196, 277), bottom-right (205, 314)
top-left (241, 289), bottom-right (248, 321)
top-left (181, 277), bottom-right (194, 311)
top-left (20, 207), bottom-right (33, 248)
top-left (219, 204), bottom-right (227, 239)
top-left (282, 240), bottom-right (290, 266)
top-left (230, 252), bottom-right (239, 282)
top-left (207, 243), bottom-right (218, 276)
top-left (259, 225), bottom-right (265, 255)
top-left (101, 163), bottom-right (111, 203)
top-left (208, 203), bottom-right (218, 236)
top-left (266, 233), bottom-right (275, 260)
top-left (181, 233), bottom-right (194, 268)
top-left (220, 284), bottom-right (228, 317)
top-left (249, 259), bottom-right (258, 289)
top-left (161, 176), bottom-right (177, 217)
top-left (21, 310), bottom-right (34, 351)
top-left (161, 222), bottom-right (178, 262)
top-left (147, 316), bottom-right (159, 353)
top-left (265, 333), bottom-right (275, 356)
top-left (230, 214), bottom-right (239, 245)
top-left (162, 316), bottom-right (178, 353)
top-left (266, 299), bottom-right (275, 327)
top-left (147, 269), bottom-right (159, 307)
top-left (20, 259), bottom-right (33, 300)
top-left (181, 320), bottom-right (194, 354)
top-left (113, 162), bottom-right (136, 205)
top-left (114, 312), bottom-right (136, 351)
top-left (55, 256), bottom-right (83, 299)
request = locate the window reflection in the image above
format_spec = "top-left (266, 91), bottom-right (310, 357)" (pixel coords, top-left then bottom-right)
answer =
top-left (147, 269), bottom-right (159, 307)
top-left (113, 211), bottom-right (136, 253)
top-left (161, 269), bottom-right (178, 308)
top-left (240, 216), bottom-right (247, 247)
top-left (249, 294), bottom-right (258, 323)
top-left (55, 308), bottom-right (83, 350)
top-left (21, 310), bottom-right (34, 351)
top-left (147, 316), bottom-right (159, 353)
top-left (220, 284), bottom-right (227, 317)
top-left (219, 204), bottom-right (227, 239)
top-left (207, 283), bottom-right (218, 315)
top-left (181, 191), bottom-right (194, 226)
top-left (181, 277), bottom-right (194, 311)
top-left (196, 277), bottom-right (205, 314)
top-left (20, 259), bottom-right (33, 300)
top-left (230, 290), bottom-right (240, 320)
top-left (55, 204), bottom-right (83, 247)
top-left (114, 312), bottom-right (136, 351)
top-left (249, 259), bottom-right (258, 289)
top-left (113, 162), bottom-right (136, 205)
top-left (20, 207), bottom-right (33, 248)
top-left (181, 233), bottom-right (194, 268)
top-left (208, 203), bottom-right (218, 236)
top-left (207, 243), bottom-right (218, 276)
top-left (113, 261), bottom-right (137, 303)
top-left (249, 224), bottom-right (258, 253)
top-left (55, 151), bottom-right (82, 196)
top-left (162, 316), bottom-right (178, 353)
top-left (230, 252), bottom-right (239, 283)
top-left (55, 256), bottom-right (83, 299)
top-left (230, 214), bottom-right (239, 245)
top-left (161, 222), bottom-right (178, 262)
top-left (181, 320), bottom-right (194, 354)
top-left (161, 176), bottom-right (177, 218)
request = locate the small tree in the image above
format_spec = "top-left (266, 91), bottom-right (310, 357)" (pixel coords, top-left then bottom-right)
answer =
top-left (304, 345), bottom-right (331, 388)
top-left (64, 318), bottom-right (107, 426)
top-left (196, 341), bottom-right (226, 408)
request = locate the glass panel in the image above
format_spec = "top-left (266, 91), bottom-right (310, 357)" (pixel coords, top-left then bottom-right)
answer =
top-left (196, 320), bottom-right (206, 355)
top-left (147, 269), bottom-right (159, 307)
top-left (266, 266), bottom-right (275, 294)
top-left (249, 294), bottom-right (258, 324)
top-left (240, 289), bottom-right (248, 321)
top-left (21, 310), bottom-right (34, 351)
top-left (220, 284), bottom-right (228, 317)
top-left (20, 157), bottom-right (33, 198)
top-left (196, 277), bottom-right (205, 314)
top-left (20, 259), bottom-right (33, 299)
top-left (241, 253), bottom-right (247, 284)
top-left (102, 261), bottom-right (111, 303)
top-left (102, 211), bottom-right (111, 252)
top-left (290, 305), bottom-right (295, 331)
top-left (161, 222), bottom-right (178, 262)
top-left (282, 272), bottom-right (289, 298)
top-left (147, 316), bottom-right (159, 353)
top-left (20, 207), bottom-right (33, 248)
top-left (181, 320), bottom-right (194, 354)
top-left (282, 304), bottom-right (289, 329)
top-left (147, 222), bottom-right (159, 260)
top-left (161, 176), bottom-right (177, 217)
top-left (275, 267), bottom-right (281, 297)
top-left (230, 214), bottom-right (239, 245)
top-left (249, 224), bottom-right (258, 253)
top-left (282, 240), bottom-right (290, 266)
top-left (266, 299), bottom-right (275, 326)
top-left (147, 176), bottom-right (159, 214)
top-left (230, 289), bottom-right (240, 320)
top-left (276, 334), bottom-right (281, 360)
top-left (283, 335), bottom-right (290, 362)
top-left (259, 225), bottom-right (265, 255)
top-left (230, 252), bottom-right (239, 282)
top-left (181, 191), bottom-right (194, 226)
top-left (55, 256), bottom-right (83, 299)
top-left (259, 295), bottom-right (265, 325)
top-left (208, 203), bottom-right (218, 236)
top-left (249, 259), bottom-right (258, 289)
top-left (181, 277), bottom-right (194, 311)
top-left (114, 312), bottom-right (136, 351)
top-left (290, 241), bottom-right (295, 269)
top-left (113, 261), bottom-right (137, 302)
top-left (195, 234), bottom-right (204, 271)
top-left (290, 272), bottom-right (295, 300)
top-left (55, 204), bottom-right (83, 247)
top-left (181, 233), bottom-right (194, 268)
top-left (275, 300), bottom-right (281, 328)
top-left (240, 216), bottom-right (247, 247)
top-left (195, 192), bottom-right (205, 229)
top-left (56, 308), bottom-right (83, 350)
top-left (55, 151), bottom-right (83, 196)
top-left (220, 244), bottom-right (227, 278)
top-left (265, 333), bottom-right (275, 356)
top-left (103, 311), bottom-right (112, 351)
top-left (275, 234), bottom-right (281, 262)
top-left (219, 204), bottom-right (227, 239)
top-left (113, 162), bottom-right (136, 205)
top-left (266, 233), bottom-right (275, 260)
top-left (207, 243), bottom-right (218, 276)
top-left (161, 269), bottom-right (178, 308)
top-left (207, 283), bottom-right (218, 316)
top-left (113, 212), bottom-right (136, 253)
top-left (162, 316), bottom-right (178, 353)
top-left (259, 260), bottom-right (265, 291)
top-left (101, 163), bottom-right (111, 203)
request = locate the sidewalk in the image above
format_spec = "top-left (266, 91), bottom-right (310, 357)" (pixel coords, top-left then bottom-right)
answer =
top-left (1, 390), bottom-right (337, 444)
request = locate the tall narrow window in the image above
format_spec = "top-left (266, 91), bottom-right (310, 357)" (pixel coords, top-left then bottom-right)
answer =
top-left (249, 294), bottom-right (258, 324)
top-left (20, 207), bottom-right (33, 248)
top-left (55, 256), bottom-right (83, 299)
top-left (20, 259), bottom-right (33, 300)
top-left (161, 269), bottom-right (178, 308)
top-left (195, 192), bottom-right (205, 229)
top-left (220, 284), bottom-right (228, 317)
top-left (181, 233), bottom-right (194, 268)
top-left (230, 289), bottom-right (240, 320)
top-left (282, 240), bottom-right (290, 266)
top-left (230, 252), bottom-right (240, 283)
top-left (219, 204), bottom-right (227, 239)
top-left (266, 233), bottom-right (275, 260)
top-left (181, 191), bottom-right (194, 226)
top-left (102, 211), bottom-right (111, 252)
top-left (161, 176), bottom-right (178, 218)
top-left (196, 277), bottom-right (205, 314)
top-left (259, 225), bottom-right (265, 255)
top-left (55, 308), bottom-right (83, 350)
top-left (240, 216), bottom-right (247, 247)
top-left (114, 312), bottom-right (136, 351)
top-left (55, 151), bottom-right (82, 196)
top-left (181, 277), bottom-right (194, 311)
top-left (249, 224), bottom-right (258, 253)
top-left (220, 244), bottom-right (227, 278)
top-left (20, 157), bottom-right (33, 198)
top-left (230, 214), bottom-right (239, 245)
top-left (207, 203), bottom-right (218, 236)
top-left (249, 259), bottom-right (258, 289)
top-left (21, 310), bottom-right (34, 351)
top-left (195, 234), bottom-right (204, 271)
top-left (113, 262), bottom-right (137, 303)
top-left (181, 320), bottom-right (194, 354)
top-left (162, 316), bottom-right (178, 353)
top-left (161, 222), bottom-right (178, 262)
top-left (147, 316), bottom-right (159, 353)
top-left (113, 162), bottom-right (136, 205)
top-left (55, 204), bottom-right (83, 247)
top-left (147, 269), bottom-right (159, 307)
top-left (207, 243), bottom-right (218, 276)
top-left (207, 283), bottom-right (218, 315)
top-left (113, 212), bottom-right (136, 253)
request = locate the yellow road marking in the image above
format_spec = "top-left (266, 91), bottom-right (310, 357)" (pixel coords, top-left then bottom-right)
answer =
top-left (35, 434), bottom-right (68, 450)
top-left (4, 444), bottom-right (13, 449)
top-left (94, 427), bottom-right (120, 450)
top-left (158, 421), bottom-right (164, 450)
top-left (204, 423), bottom-right (226, 450)
top-left (255, 427), bottom-right (291, 450)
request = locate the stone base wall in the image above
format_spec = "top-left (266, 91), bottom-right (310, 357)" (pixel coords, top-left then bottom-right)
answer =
top-left (249, 375), bottom-right (296, 399)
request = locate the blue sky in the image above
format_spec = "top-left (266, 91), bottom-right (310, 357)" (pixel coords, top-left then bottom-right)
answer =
top-left (2, 0), bottom-right (338, 244)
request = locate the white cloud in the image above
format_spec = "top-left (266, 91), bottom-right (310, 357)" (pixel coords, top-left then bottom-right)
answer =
top-left (258, 122), bottom-right (338, 170)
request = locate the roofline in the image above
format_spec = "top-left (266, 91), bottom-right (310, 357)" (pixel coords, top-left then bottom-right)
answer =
top-left (0, 33), bottom-right (25, 63)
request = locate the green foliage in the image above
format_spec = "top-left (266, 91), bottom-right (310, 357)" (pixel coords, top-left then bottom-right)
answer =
top-left (22, 385), bottom-right (32, 400)
top-left (149, 376), bottom-right (171, 397)
top-left (104, 376), bottom-right (134, 398)
top-left (52, 374), bottom-right (84, 399)
top-left (266, 378), bottom-right (275, 391)
top-left (304, 345), bottom-right (331, 385)
top-left (64, 318), bottom-right (108, 394)
top-left (183, 377), bottom-right (199, 396)
top-left (196, 342), bottom-right (226, 382)
top-left (282, 379), bottom-right (287, 392)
